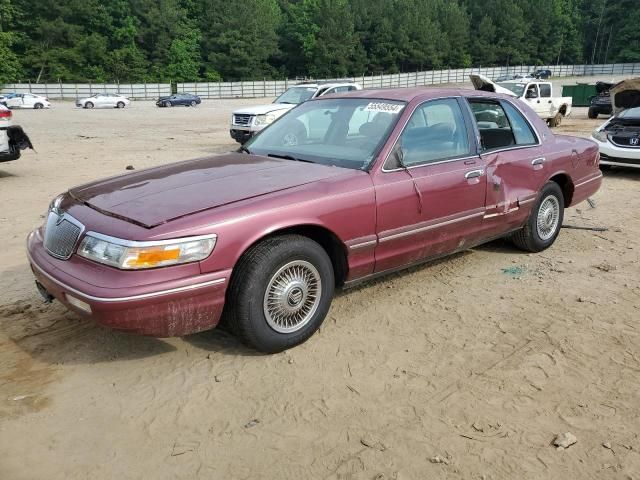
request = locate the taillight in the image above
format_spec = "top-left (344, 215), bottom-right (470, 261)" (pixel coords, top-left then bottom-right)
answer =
top-left (0, 109), bottom-right (11, 119)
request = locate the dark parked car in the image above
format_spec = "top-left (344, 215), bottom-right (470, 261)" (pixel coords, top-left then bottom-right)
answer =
top-left (532, 69), bottom-right (552, 79)
top-left (28, 87), bottom-right (602, 353)
top-left (156, 93), bottom-right (201, 107)
top-left (588, 81), bottom-right (614, 119)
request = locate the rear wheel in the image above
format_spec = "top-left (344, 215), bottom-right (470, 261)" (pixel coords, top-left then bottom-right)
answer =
top-left (588, 107), bottom-right (598, 119)
top-left (116, 101), bottom-right (125, 109)
top-left (548, 112), bottom-right (562, 127)
top-left (512, 182), bottom-right (564, 252)
top-left (226, 235), bottom-right (334, 353)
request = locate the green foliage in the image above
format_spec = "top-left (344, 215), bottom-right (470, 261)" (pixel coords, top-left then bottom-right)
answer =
top-left (2, 0), bottom-right (639, 83)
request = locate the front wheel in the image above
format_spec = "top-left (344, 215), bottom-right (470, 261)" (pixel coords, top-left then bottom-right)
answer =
top-left (34, 103), bottom-right (43, 109)
top-left (511, 182), bottom-right (564, 252)
top-left (166, 101), bottom-right (173, 107)
top-left (116, 101), bottom-right (125, 109)
top-left (588, 107), bottom-right (599, 119)
top-left (226, 235), bottom-right (334, 353)
top-left (190, 100), bottom-right (197, 107)
top-left (85, 102), bottom-right (94, 109)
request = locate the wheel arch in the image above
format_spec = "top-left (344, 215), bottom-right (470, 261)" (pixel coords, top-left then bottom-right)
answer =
top-left (548, 172), bottom-right (574, 206)
top-left (229, 223), bottom-right (349, 288)
top-left (559, 104), bottom-right (569, 116)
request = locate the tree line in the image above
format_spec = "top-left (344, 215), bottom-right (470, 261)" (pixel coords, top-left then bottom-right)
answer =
top-left (1, 0), bottom-right (638, 84)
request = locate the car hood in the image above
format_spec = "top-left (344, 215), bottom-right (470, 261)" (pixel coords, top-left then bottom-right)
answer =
top-left (595, 81), bottom-right (614, 94)
top-left (611, 77), bottom-right (640, 114)
top-left (469, 74), bottom-right (518, 96)
top-left (233, 103), bottom-right (295, 115)
top-left (69, 153), bottom-right (355, 228)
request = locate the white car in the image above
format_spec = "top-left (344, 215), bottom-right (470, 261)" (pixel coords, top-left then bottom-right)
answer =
top-left (1, 93), bottom-right (51, 109)
top-left (230, 81), bottom-right (362, 143)
top-left (470, 74), bottom-right (572, 127)
top-left (591, 78), bottom-right (640, 169)
top-left (0, 104), bottom-right (33, 163)
top-left (76, 93), bottom-right (130, 109)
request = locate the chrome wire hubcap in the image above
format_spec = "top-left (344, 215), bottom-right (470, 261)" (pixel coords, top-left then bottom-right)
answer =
top-left (536, 195), bottom-right (560, 241)
top-left (263, 260), bottom-right (322, 333)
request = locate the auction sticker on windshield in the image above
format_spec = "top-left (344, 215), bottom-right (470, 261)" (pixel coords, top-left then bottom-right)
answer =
top-left (364, 102), bottom-right (404, 113)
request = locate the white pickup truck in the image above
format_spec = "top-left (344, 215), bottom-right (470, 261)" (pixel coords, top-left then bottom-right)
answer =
top-left (230, 81), bottom-right (362, 143)
top-left (470, 74), bottom-right (572, 127)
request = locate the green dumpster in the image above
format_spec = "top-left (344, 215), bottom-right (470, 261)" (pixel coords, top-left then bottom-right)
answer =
top-left (562, 83), bottom-right (598, 107)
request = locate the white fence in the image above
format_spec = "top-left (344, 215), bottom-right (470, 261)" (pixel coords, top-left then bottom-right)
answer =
top-left (3, 63), bottom-right (640, 100)
top-left (178, 63), bottom-right (640, 99)
top-left (0, 82), bottom-right (171, 100)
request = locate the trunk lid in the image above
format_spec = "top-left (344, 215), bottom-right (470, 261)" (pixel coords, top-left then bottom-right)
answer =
top-left (69, 153), bottom-right (353, 228)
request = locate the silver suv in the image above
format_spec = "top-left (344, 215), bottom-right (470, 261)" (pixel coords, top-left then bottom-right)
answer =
top-left (230, 81), bottom-right (362, 144)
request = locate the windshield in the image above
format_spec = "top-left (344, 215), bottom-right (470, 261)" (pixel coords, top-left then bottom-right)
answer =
top-left (497, 83), bottom-right (526, 96)
top-left (274, 86), bottom-right (318, 105)
top-left (245, 98), bottom-right (406, 170)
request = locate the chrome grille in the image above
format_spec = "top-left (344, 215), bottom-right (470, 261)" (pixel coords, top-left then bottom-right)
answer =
top-left (610, 134), bottom-right (640, 148)
top-left (233, 114), bottom-right (253, 126)
top-left (43, 212), bottom-right (83, 259)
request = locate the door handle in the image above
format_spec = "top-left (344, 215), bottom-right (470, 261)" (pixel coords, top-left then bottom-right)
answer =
top-left (465, 169), bottom-right (484, 179)
top-left (548, 100), bottom-right (552, 104)
top-left (531, 157), bottom-right (545, 166)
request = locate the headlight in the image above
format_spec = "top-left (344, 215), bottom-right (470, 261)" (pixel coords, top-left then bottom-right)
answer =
top-left (592, 129), bottom-right (608, 142)
top-left (254, 113), bottom-right (276, 126)
top-left (77, 233), bottom-right (217, 269)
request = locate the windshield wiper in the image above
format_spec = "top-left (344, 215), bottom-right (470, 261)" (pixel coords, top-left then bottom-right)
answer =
top-left (268, 153), bottom-right (314, 163)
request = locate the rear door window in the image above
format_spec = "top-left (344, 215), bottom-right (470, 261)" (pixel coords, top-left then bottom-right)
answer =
top-left (539, 83), bottom-right (551, 97)
top-left (468, 99), bottom-right (537, 150)
top-left (501, 101), bottom-right (538, 145)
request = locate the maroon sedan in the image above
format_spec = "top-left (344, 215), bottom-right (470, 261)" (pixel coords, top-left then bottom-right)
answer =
top-left (28, 88), bottom-right (602, 352)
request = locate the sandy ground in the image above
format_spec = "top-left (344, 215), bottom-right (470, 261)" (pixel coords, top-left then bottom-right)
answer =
top-left (1, 95), bottom-right (639, 480)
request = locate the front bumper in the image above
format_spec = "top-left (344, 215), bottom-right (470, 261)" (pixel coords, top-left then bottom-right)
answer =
top-left (27, 230), bottom-right (229, 337)
top-left (592, 136), bottom-right (640, 168)
top-left (230, 129), bottom-right (254, 143)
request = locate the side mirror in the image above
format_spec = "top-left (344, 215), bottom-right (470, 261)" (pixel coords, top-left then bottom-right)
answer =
top-left (390, 142), bottom-right (406, 170)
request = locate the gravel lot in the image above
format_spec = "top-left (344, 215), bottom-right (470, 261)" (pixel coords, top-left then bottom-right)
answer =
top-left (1, 93), bottom-right (639, 479)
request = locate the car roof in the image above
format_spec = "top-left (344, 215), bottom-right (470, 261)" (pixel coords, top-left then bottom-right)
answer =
top-left (293, 82), bottom-right (358, 88)
top-left (322, 86), bottom-right (514, 103)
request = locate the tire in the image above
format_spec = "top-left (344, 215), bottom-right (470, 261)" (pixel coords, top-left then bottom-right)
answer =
top-left (547, 112), bottom-right (562, 127)
top-left (34, 103), bottom-right (43, 109)
top-left (166, 101), bottom-right (173, 107)
top-left (190, 100), bottom-right (197, 107)
top-left (116, 101), bottom-right (125, 109)
top-left (85, 102), bottom-right (94, 109)
top-left (588, 107), bottom-right (598, 119)
top-left (512, 181), bottom-right (564, 253)
top-left (226, 235), bottom-right (335, 353)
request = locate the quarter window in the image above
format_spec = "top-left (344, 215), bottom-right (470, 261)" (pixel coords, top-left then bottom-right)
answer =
top-left (398, 98), bottom-right (471, 166)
